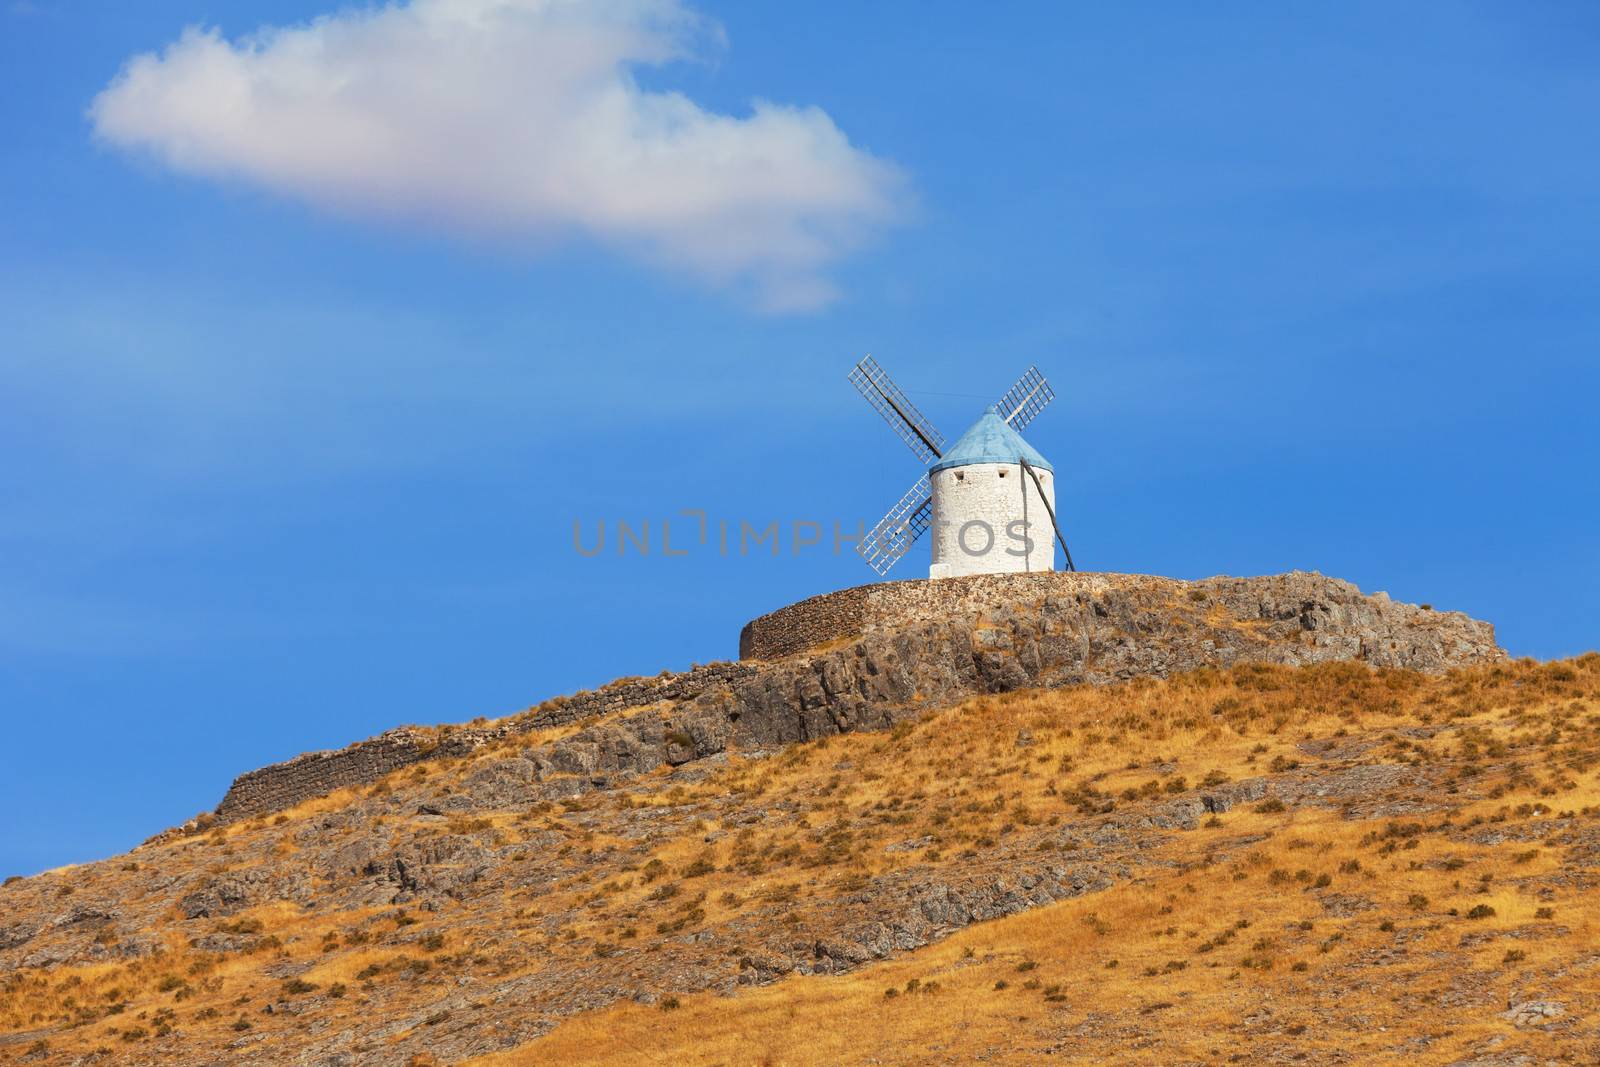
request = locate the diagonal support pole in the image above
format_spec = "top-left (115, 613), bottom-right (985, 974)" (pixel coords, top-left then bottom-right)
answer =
top-left (1018, 458), bottom-right (1075, 572)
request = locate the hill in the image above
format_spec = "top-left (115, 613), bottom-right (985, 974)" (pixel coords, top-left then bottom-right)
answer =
top-left (4, 574), bottom-right (1597, 1066)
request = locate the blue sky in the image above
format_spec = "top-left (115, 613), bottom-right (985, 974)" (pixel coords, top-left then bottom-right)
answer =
top-left (3, 1), bottom-right (1598, 876)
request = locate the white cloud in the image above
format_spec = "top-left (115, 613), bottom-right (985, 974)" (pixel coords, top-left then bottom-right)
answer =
top-left (90, 0), bottom-right (905, 310)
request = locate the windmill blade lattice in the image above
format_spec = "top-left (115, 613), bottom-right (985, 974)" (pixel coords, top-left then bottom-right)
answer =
top-left (997, 365), bottom-right (1055, 432)
top-left (857, 475), bottom-right (933, 576)
top-left (848, 355), bottom-right (946, 465)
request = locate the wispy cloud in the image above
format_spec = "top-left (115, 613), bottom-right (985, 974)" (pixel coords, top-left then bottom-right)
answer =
top-left (89, 0), bottom-right (906, 311)
top-left (0, 264), bottom-right (776, 484)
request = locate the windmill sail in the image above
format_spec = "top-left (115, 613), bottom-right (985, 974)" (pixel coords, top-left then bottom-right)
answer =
top-left (997, 365), bottom-right (1054, 432)
top-left (857, 475), bottom-right (933, 576)
top-left (848, 356), bottom-right (946, 465)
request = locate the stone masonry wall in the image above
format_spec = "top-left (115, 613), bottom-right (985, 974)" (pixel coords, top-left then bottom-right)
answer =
top-left (214, 661), bottom-right (758, 824)
top-left (738, 584), bottom-right (872, 661)
top-left (211, 572), bottom-right (1504, 827)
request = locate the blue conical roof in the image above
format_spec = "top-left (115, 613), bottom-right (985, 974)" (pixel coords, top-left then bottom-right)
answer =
top-left (928, 410), bottom-right (1053, 474)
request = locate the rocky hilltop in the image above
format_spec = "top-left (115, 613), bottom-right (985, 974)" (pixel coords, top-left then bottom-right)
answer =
top-left (13, 573), bottom-right (1599, 1067)
top-left (214, 571), bottom-right (1501, 826)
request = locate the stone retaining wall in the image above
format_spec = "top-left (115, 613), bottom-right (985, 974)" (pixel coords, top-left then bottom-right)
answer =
top-left (737, 584), bottom-right (872, 661)
top-left (214, 661), bottom-right (759, 824)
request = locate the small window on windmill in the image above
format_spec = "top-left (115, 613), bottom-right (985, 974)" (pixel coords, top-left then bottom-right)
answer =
top-left (998, 469), bottom-right (1007, 479)
top-left (955, 470), bottom-right (964, 481)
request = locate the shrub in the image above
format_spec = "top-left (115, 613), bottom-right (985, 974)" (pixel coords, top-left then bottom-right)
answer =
top-left (1466, 904), bottom-right (1496, 920)
top-left (761, 883), bottom-right (799, 904)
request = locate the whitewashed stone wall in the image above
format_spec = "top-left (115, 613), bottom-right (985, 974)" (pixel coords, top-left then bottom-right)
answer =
top-left (929, 462), bottom-right (1056, 577)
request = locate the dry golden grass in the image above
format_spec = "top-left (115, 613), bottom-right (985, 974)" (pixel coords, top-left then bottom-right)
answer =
top-left (467, 657), bottom-right (1600, 1066)
top-left (5, 654), bottom-right (1599, 1065)
top-left (478, 796), bottom-right (1600, 1067)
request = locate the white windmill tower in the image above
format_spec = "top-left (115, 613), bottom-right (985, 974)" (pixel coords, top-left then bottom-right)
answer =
top-left (848, 356), bottom-right (1075, 579)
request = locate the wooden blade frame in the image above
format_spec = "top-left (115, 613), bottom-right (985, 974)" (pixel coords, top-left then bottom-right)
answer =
top-left (997, 365), bottom-right (1054, 432)
top-left (848, 355), bottom-right (945, 465)
top-left (857, 476), bottom-right (933, 576)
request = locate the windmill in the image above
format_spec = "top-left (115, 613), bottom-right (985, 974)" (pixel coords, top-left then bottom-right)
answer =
top-left (848, 356), bottom-right (1075, 579)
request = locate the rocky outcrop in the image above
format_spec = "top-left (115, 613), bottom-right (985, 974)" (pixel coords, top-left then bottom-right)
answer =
top-left (212, 663), bottom-right (757, 823)
top-left (210, 571), bottom-right (1502, 825)
top-left (531, 571), bottom-right (1500, 783)
top-left (740, 569), bottom-right (1500, 666)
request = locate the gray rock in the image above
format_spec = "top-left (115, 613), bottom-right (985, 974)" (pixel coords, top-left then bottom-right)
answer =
top-left (0, 922), bottom-right (39, 951)
top-left (1500, 1000), bottom-right (1564, 1027)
